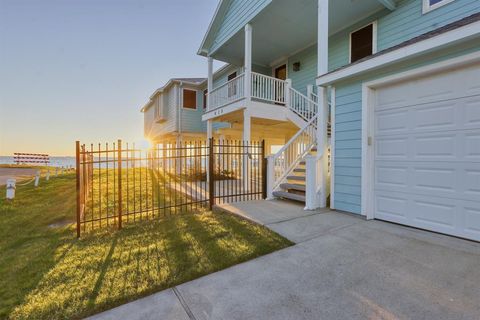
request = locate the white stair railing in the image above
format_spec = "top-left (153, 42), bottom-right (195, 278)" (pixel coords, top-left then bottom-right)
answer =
top-left (251, 72), bottom-right (287, 104)
top-left (288, 87), bottom-right (318, 122)
top-left (267, 115), bottom-right (317, 195)
top-left (208, 73), bottom-right (245, 111)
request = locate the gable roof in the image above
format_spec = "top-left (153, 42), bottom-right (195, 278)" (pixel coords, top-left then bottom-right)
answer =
top-left (140, 78), bottom-right (207, 112)
top-left (197, 0), bottom-right (230, 56)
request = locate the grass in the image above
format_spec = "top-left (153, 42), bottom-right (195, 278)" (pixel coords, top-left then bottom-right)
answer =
top-left (0, 173), bottom-right (292, 320)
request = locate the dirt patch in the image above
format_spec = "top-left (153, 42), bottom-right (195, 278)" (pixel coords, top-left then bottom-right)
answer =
top-left (0, 168), bottom-right (38, 186)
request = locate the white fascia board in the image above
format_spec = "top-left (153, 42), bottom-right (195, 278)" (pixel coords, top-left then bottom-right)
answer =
top-left (316, 20), bottom-right (480, 86)
top-left (377, 0), bottom-right (396, 10)
top-left (197, 0), bottom-right (229, 56)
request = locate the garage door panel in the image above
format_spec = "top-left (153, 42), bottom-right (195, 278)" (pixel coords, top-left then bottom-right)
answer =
top-left (376, 64), bottom-right (480, 110)
top-left (373, 62), bottom-right (480, 241)
top-left (412, 198), bottom-right (456, 229)
top-left (464, 96), bottom-right (480, 127)
top-left (375, 96), bottom-right (480, 137)
top-left (414, 134), bottom-right (456, 160)
top-left (375, 137), bottom-right (409, 160)
top-left (375, 110), bottom-right (409, 135)
top-left (376, 131), bottom-right (480, 163)
top-left (374, 192), bottom-right (409, 223)
top-left (375, 161), bottom-right (480, 201)
top-left (413, 167), bottom-right (456, 193)
top-left (465, 133), bottom-right (480, 160)
top-left (465, 204), bottom-right (480, 237)
top-left (464, 169), bottom-right (480, 196)
top-left (375, 192), bottom-right (480, 241)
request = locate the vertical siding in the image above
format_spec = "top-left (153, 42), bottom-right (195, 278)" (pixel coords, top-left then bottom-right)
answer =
top-left (333, 43), bottom-right (480, 215)
top-left (328, 0), bottom-right (480, 72)
top-left (287, 45), bottom-right (317, 95)
top-left (210, 0), bottom-right (272, 53)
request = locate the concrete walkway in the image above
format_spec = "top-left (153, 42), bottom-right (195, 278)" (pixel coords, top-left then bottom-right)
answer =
top-left (89, 200), bottom-right (480, 320)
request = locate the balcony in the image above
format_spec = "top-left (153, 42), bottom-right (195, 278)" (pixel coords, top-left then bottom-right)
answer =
top-left (206, 72), bottom-right (287, 113)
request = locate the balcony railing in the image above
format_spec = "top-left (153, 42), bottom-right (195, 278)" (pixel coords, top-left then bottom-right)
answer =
top-left (207, 72), bottom-right (289, 112)
top-left (208, 73), bottom-right (245, 111)
top-left (251, 72), bottom-right (286, 104)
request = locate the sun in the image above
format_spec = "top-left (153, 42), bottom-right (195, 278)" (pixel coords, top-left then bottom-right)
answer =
top-left (137, 139), bottom-right (153, 152)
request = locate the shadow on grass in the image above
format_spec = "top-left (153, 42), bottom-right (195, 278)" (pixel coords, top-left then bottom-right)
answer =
top-left (2, 173), bottom-right (291, 320)
top-left (9, 212), bottom-right (291, 320)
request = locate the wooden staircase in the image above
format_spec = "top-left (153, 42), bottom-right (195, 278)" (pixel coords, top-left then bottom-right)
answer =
top-left (272, 147), bottom-right (317, 203)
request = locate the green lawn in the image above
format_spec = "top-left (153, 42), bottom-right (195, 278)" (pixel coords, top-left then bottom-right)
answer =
top-left (0, 173), bottom-right (292, 320)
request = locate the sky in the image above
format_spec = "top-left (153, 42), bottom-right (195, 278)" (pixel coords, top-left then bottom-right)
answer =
top-left (0, 0), bottom-right (220, 156)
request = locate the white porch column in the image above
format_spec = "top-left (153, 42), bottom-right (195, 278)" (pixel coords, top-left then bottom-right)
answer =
top-left (318, 0), bottom-right (329, 76)
top-left (207, 120), bottom-right (213, 140)
top-left (285, 79), bottom-right (292, 108)
top-left (244, 24), bottom-right (252, 102)
top-left (316, 86), bottom-right (329, 208)
top-left (206, 119), bottom-right (213, 184)
top-left (243, 110), bottom-right (251, 191)
top-left (207, 56), bottom-right (213, 110)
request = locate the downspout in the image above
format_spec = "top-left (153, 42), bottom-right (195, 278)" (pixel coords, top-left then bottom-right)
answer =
top-left (178, 81), bottom-right (183, 139)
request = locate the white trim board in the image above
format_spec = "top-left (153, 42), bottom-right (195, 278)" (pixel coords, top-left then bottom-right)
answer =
top-left (329, 86), bottom-right (336, 210)
top-left (422, 0), bottom-right (455, 14)
top-left (360, 51), bottom-right (480, 219)
top-left (348, 21), bottom-right (378, 64)
top-left (317, 19), bottom-right (480, 86)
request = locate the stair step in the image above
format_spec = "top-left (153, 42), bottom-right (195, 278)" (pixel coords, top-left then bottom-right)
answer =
top-left (280, 183), bottom-right (306, 192)
top-left (287, 175), bottom-right (305, 182)
top-left (272, 191), bottom-right (306, 203)
top-left (293, 168), bottom-right (306, 173)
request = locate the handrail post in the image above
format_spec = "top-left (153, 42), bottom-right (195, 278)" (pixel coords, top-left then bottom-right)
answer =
top-left (285, 79), bottom-right (292, 108)
top-left (304, 154), bottom-right (321, 210)
top-left (266, 155), bottom-right (275, 199)
top-left (117, 139), bottom-right (123, 230)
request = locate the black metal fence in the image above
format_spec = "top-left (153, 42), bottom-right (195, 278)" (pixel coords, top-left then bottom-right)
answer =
top-left (75, 139), bottom-right (266, 237)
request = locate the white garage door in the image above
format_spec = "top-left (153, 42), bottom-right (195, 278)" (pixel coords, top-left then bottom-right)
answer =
top-left (373, 62), bottom-right (480, 241)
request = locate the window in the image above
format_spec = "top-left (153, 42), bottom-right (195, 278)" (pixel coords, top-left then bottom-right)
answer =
top-left (203, 89), bottom-right (208, 109)
top-left (423, 0), bottom-right (455, 13)
top-left (183, 89), bottom-right (197, 109)
top-left (350, 22), bottom-right (376, 63)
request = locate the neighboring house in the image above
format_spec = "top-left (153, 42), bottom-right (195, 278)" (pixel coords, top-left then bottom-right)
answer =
top-left (198, 0), bottom-right (480, 242)
top-left (142, 78), bottom-right (209, 144)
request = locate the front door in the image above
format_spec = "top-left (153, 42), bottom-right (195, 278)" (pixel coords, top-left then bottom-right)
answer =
top-left (274, 64), bottom-right (287, 80)
top-left (274, 65), bottom-right (287, 104)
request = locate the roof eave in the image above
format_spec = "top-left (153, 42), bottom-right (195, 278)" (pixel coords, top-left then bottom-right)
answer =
top-left (197, 0), bottom-right (230, 56)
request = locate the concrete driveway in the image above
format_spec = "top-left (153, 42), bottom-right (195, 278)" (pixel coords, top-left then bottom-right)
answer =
top-left (89, 201), bottom-right (480, 320)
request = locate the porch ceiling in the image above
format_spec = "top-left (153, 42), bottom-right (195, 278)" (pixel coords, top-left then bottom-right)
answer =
top-left (211, 0), bottom-right (386, 67)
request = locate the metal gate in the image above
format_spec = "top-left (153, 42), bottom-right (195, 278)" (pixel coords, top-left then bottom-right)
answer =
top-left (76, 139), bottom-right (266, 236)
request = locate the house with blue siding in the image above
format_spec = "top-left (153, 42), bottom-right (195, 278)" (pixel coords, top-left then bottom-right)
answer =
top-left (198, 0), bottom-right (480, 242)
top-left (142, 78), bottom-right (208, 144)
